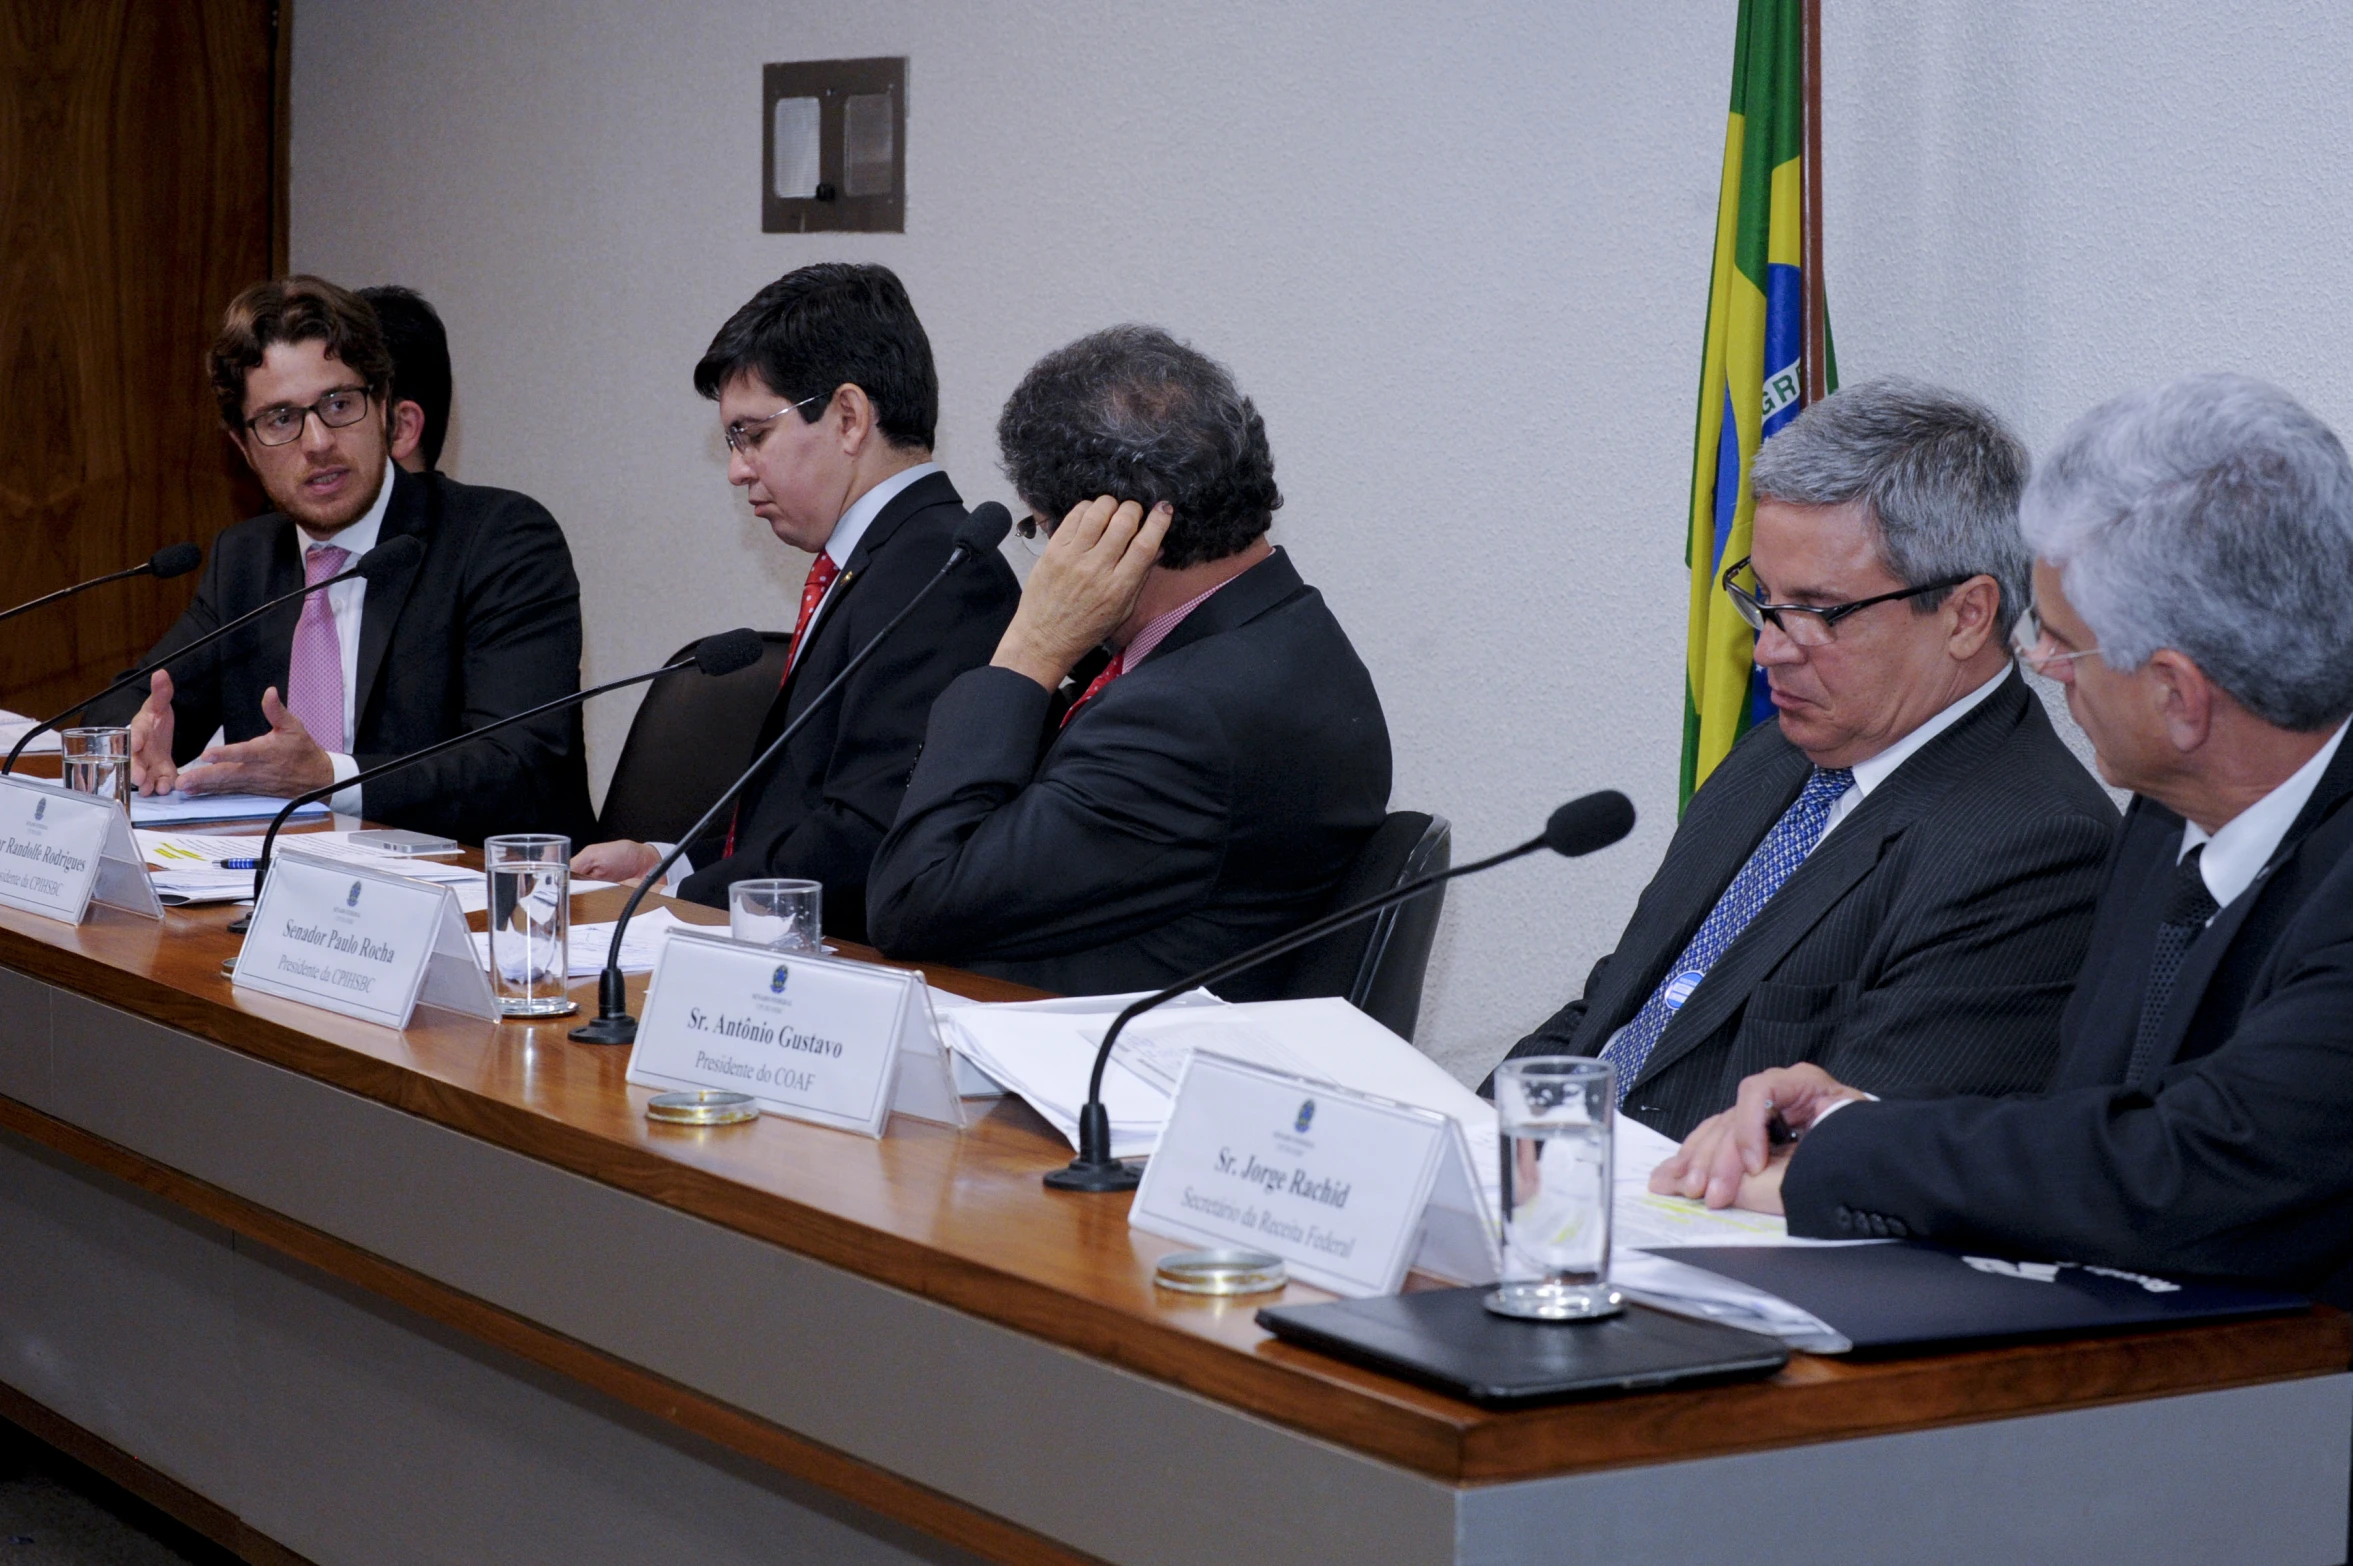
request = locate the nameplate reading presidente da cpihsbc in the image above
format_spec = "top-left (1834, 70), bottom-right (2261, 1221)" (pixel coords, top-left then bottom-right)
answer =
top-left (626, 930), bottom-right (964, 1138)
top-left (233, 846), bottom-right (496, 1029)
top-left (1130, 1051), bottom-right (1498, 1298)
top-left (0, 774), bottom-right (161, 925)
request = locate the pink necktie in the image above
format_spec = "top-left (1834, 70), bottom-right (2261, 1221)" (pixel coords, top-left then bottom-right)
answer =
top-left (287, 544), bottom-right (349, 747)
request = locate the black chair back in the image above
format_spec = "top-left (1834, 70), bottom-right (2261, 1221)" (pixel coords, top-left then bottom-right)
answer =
top-left (595, 633), bottom-right (793, 844)
top-left (1277, 810), bottom-right (1451, 1040)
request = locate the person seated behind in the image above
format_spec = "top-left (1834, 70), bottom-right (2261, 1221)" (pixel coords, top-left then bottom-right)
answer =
top-left (571, 264), bottom-right (1020, 940)
top-left (104, 275), bottom-right (595, 845)
top-left (358, 284), bottom-right (453, 475)
top-left (1488, 378), bottom-right (2117, 1140)
top-left (865, 325), bottom-right (1392, 997)
top-left (1654, 374), bottom-right (2353, 1306)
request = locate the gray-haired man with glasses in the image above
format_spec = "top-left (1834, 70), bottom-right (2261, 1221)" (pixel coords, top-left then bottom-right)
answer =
top-left (1487, 377), bottom-right (2117, 1139)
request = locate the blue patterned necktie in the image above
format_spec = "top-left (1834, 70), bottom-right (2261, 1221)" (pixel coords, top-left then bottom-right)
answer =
top-left (1600, 766), bottom-right (1856, 1103)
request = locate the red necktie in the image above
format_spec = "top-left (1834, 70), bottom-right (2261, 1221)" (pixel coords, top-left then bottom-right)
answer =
top-left (1060, 652), bottom-right (1124, 729)
top-left (724, 554), bottom-right (842, 857)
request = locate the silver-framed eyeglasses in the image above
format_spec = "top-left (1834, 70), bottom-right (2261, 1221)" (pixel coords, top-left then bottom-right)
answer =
top-left (244, 386), bottom-right (374, 447)
top-left (2010, 604), bottom-right (2102, 677)
top-left (722, 391), bottom-right (827, 454)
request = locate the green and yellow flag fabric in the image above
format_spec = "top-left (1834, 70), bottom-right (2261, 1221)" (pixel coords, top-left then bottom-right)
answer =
top-left (1681, 0), bottom-right (1835, 807)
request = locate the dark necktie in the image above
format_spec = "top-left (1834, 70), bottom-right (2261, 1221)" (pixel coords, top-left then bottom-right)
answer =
top-left (2125, 843), bottom-right (2221, 1082)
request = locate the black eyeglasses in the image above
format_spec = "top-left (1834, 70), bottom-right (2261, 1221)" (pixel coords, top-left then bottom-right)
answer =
top-left (244, 386), bottom-right (374, 447)
top-left (1720, 556), bottom-right (1977, 648)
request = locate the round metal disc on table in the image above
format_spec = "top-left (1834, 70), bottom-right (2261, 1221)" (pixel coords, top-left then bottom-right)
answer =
top-left (1153, 1249), bottom-right (1288, 1296)
top-left (644, 1090), bottom-right (759, 1126)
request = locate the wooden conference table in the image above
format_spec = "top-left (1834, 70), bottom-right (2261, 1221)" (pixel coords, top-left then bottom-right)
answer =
top-left (0, 824), bottom-right (2344, 1565)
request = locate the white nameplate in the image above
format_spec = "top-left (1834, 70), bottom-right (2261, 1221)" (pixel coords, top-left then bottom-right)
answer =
top-left (1131, 1051), bottom-right (1498, 1298)
top-left (233, 847), bottom-right (496, 1028)
top-left (626, 931), bottom-right (965, 1138)
top-left (0, 775), bottom-right (161, 924)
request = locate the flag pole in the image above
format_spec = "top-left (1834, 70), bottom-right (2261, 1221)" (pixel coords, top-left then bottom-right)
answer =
top-left (1800, 0), bottom-right (1828, 403)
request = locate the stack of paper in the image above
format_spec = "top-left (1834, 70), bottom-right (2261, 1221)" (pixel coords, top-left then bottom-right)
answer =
top-left (0, 711), bottom-right (60, 756)
top-left (1608, 1112), bottom-right (1865, 1352)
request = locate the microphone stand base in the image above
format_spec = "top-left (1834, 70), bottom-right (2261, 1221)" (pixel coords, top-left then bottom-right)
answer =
top-left (225, 911), bottom-right (253, 935)
top-left (1043, 1159), bottom-right (1142, 1194)
top-left (568, 1014), bottom-right (639, 1045)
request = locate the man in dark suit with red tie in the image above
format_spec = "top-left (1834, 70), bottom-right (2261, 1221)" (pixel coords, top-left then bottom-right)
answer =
top-left (572, 265), bottom-right (1019, 941)
top-left (865, 325), bottom-right (1392, 996)
top-left (1655, 373), bottom-right (2353, 1310)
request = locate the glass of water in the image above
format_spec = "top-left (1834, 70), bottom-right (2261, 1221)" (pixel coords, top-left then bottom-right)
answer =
top-left (485, 834), bottom-right (575, 1017)
top-left (1486, 1057), bottom-right (1624, 1321)
top-left (59, 727), bottom-right (132, 811)
top-left (729, 878), bottom-right (822, 953)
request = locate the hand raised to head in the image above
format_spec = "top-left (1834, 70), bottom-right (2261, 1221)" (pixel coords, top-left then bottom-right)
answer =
top-left (991, 497), bottom-right (1173, 691)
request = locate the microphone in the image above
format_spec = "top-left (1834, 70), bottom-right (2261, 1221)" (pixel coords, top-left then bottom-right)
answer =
top-left (0, 542), bottom-right (205, 628)
top-left (1043, 790), bottom-right (1636, 1192)
top-left (570, 500), bottom-right (1017, 1044)
top-left (2, 536), bottom-right (425, 775)
top-left (223, 628), bottom-right (766, 933)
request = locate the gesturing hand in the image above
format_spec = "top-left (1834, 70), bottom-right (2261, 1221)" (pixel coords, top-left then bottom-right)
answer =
top-left (174, 686), bottom-right (337, 798)
top-left (1647, 1063), bottom-right (1865, 1210)
top-left (128, 669), bottom-right (179, 796)
top-left (992, 496), bottom-right (1173, 691)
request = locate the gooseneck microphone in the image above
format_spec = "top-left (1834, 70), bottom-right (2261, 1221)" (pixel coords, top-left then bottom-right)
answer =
top-left (1043, 790), bottom-right (1637, 1192)
top-left (2, 535), bottom-right (425, 775)
top-left (0, 542), bottom-right (204, 628)
top-left (223, 629), bottom-right (767, 935)
top-left (570, 501), bottom-right (1016, 1044)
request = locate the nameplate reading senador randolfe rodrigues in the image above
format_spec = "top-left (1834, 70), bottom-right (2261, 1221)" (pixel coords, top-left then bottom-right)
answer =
top-left (0, 776), bottom-right (115, 923)
top-left (627, 932), bottom-right (929, 1137)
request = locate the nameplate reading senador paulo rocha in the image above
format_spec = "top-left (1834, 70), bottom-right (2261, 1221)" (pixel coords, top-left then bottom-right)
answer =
top-left (233, 847), bottom-right (494, 1028)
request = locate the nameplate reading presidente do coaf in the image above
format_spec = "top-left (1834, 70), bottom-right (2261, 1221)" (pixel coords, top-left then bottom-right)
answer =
top-left (232, 847), bottom-right (496, 1028)
top-left (0, 775), bottom-right (161, 925)
top-left (1131, 1051), bottom-right (1498, 1297)
top-left (626, 931), bottom-right (964, 1138)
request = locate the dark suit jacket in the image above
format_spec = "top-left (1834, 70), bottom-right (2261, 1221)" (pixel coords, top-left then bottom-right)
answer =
top-left (865, 548), bottom-right (1392, 997)
top-left (1498, 672), bottom-right (2118, 1140)
top-left (1784, 728), bottom-right (2353, 1305)
top-left (676, 471), bottom-right (1020, 942)
top-left (93, 467), bottom-right (595, 845)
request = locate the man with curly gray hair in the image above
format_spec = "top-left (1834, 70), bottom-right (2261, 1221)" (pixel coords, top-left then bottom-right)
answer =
top-left (867, 326), bottom-right (1392, 997)
top-left (1659, 374), bottom-right (2353, 1309)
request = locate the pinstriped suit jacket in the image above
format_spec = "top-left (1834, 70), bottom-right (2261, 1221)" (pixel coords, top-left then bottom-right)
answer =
top-left (1500, 671), bottom-right (2118, 1141)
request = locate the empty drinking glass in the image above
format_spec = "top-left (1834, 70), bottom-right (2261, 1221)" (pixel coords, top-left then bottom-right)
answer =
top-left (729, 878), bottom-right (822, 953)
top-left (485, 834), bottom-right (574, 1017)
top-left (1486, 1057), bottom-right (1623, 1321)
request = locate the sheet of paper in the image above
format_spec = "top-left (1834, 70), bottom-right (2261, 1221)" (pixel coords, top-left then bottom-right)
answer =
top-left (470, 906), bottom-right (693, 978)
top-left (129, 791), bottom-right (331, 826)
top-left (444, 876), bottom-right (613, 916)
top-left (0, 712), bottom-right (61, 756)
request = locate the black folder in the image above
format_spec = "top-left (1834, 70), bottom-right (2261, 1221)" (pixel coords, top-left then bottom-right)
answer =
top-left (1648, 1243), bottom-right (2310, 1353)
top-left (1255, 1287), bottom-right (1787, 1406)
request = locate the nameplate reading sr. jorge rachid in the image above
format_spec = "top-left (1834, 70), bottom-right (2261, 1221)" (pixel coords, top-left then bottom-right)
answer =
top-left (233, 847), bottom-right (496, 1029)
top-left (627, 931), bottom-right (963, 1137)
top-left (0, 775), bottom-right (161, 925)
top-left (1131, 1052), bottom-right (1498, 1297)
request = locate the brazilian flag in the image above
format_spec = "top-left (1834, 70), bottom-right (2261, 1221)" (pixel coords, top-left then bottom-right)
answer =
top-left (1681, 0), bottom-right (1835, 807)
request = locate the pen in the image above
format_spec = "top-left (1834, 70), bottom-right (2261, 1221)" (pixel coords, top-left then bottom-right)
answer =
top-left (218, 858), bottom-right (261, 871)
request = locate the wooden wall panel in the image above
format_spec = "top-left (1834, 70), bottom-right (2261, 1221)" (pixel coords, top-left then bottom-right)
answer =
top-left (0, 0), bottom-right (281, 718)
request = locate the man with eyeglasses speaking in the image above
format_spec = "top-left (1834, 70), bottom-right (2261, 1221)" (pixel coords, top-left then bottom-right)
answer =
top-left (98, 275), bottom-right (595, 845)
top-left (570, 265), bottom-right (1019, 938)
top-left (1485, 378), bottom-right (2118, 1140)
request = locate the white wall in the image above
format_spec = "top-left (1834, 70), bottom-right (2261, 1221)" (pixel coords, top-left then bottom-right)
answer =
top-left (289, 0), bottom-right (2353, 1086)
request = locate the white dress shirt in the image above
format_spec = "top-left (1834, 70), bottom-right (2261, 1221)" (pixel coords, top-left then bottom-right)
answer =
top-left (2178, 715), bottom-right (2350, 909)
top-left (294, 458), bottom-right (396, 815)
top-left (1815, 665), bottom-right (2008, 847)
top-left (654, 461), bottom-right (941, 887)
